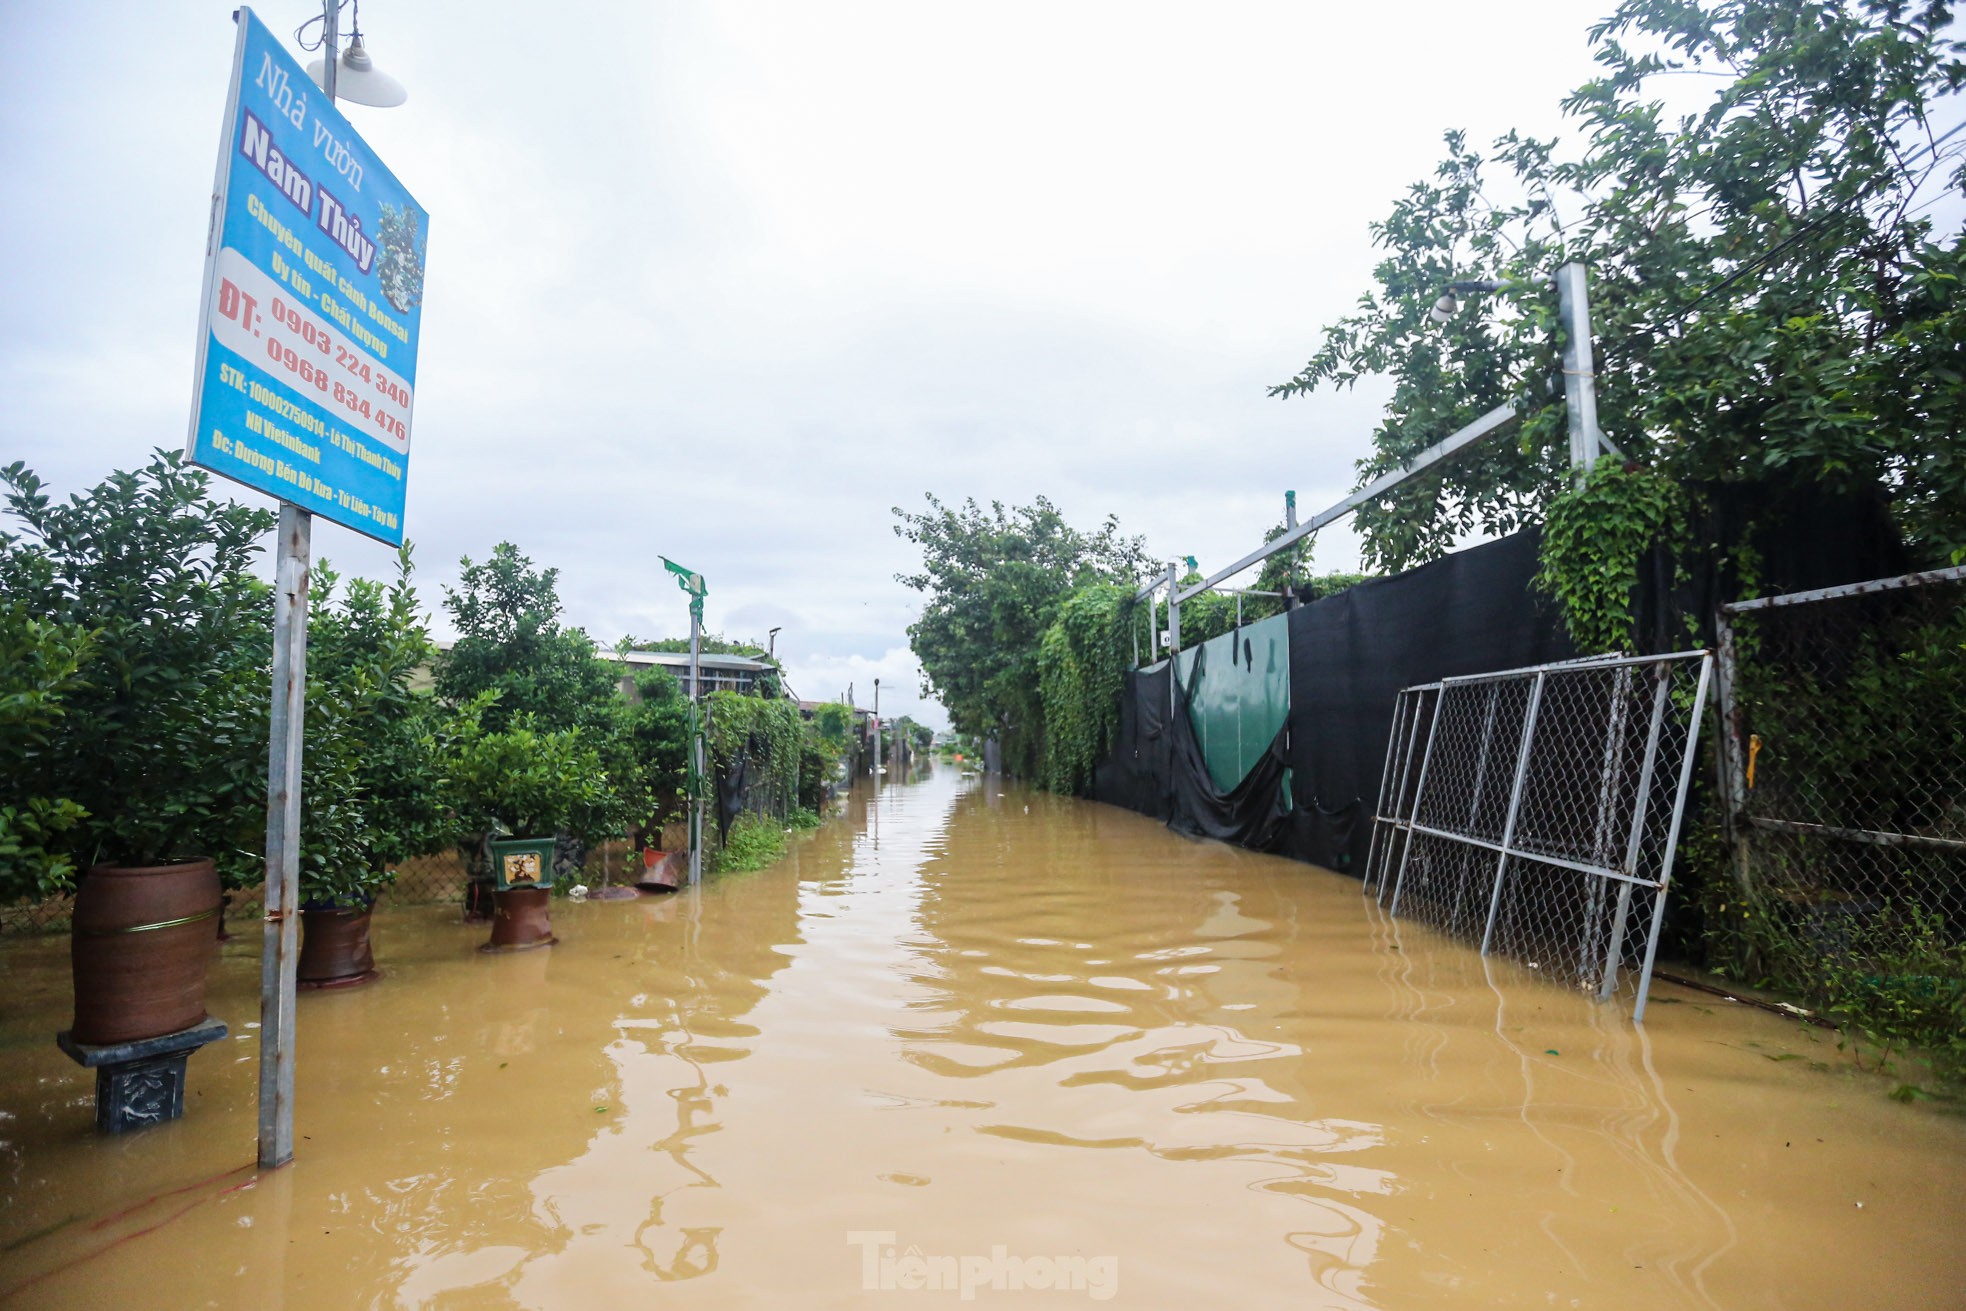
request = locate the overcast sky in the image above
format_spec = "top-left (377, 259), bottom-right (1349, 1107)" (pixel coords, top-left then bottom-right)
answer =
top-left (0, 1), bottom-right (1611, 730)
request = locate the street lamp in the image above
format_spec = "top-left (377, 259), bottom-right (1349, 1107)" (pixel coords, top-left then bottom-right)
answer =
top-left (303, 1), bottom-right (407, 106)
top-left (1427, 262), bottom-right (1619, 483)
top-left (767, 626), bottom-right (781, 660)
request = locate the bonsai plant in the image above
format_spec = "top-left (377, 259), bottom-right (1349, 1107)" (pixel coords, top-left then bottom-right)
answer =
top-left (293, 551), bottom-right (449, 986)
top-left (434, 542), bottom-right (627, 917)
top-left (0, 453), bottom-right (274, 1044)
top-left (446, 697), bottom-right (641, 950)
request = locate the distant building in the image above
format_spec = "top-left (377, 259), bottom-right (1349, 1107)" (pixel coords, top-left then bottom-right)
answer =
top-left (619, 649), bottom-right (785, 699)
top-left (422, 643), bottom-right (790, 701)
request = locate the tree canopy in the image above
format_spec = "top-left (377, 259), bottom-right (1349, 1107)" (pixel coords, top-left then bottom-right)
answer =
top-left (1273, 0), bottom-right (1966, 575)
top-left (435, 542), bottom-right (621, 737)
top-left (895, 494), bottom-right (1150, 777)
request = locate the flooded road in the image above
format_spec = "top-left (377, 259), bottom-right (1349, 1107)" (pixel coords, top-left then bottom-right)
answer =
top-left (2, 767), bottom-right (1963, 1308)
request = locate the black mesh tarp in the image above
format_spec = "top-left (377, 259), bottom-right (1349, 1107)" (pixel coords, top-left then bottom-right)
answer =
top-left (1090, 663), bottom-right (1171, 820)
top-left (1282, 528), bottom-right (1572, 874)
top-left (1090, 528), bottom-right (1569, 872)
top-left (1089, 487), bottom-right (1908, 879)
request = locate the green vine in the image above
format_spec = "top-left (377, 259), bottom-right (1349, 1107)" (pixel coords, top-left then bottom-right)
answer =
top-left (1037, 582), bottom-right (1132, 795)
top-left (704, 691), bottom-right (805, 818)
top-left (1534, 456), bottom-right (1686, 654)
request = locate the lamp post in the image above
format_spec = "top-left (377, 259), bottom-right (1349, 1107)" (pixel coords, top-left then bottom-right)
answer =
top-left (873, 678), bottom-right (883, 778)
top-left (1428, 262), bottom-right (1619, 486)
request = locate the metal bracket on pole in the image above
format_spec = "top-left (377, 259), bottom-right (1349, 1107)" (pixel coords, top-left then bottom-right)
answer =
top-left (1176, 403), bottom-right (1519, 606)
top-left (258, 503), bottom-right (309, 1170)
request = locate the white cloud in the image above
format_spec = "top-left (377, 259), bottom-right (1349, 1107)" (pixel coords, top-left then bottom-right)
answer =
top-left (2, 1), bottom-right (1611, 734)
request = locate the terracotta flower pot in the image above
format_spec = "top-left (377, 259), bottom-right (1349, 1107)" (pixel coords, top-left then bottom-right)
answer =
top-left (298, 902), bottom-right (380, 988)
top-left (70, 859), bottom-right (221, 1046)
top-left (484, 887), bottom-right (556, 952)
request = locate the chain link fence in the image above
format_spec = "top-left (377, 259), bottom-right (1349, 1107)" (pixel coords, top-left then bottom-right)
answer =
top-left (1370, 650), bottom-right (1714, 1019)
top-left (1714, 567), bottom-right (1966, 1060)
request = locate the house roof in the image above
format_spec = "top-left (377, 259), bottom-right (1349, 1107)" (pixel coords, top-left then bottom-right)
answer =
top-left (428, 641), bottom-right (782, 679)
top-left (625, 650), bottom-right (775, 673)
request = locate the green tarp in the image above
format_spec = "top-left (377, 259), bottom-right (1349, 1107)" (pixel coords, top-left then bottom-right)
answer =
top-left (1174, 611), bottom-right (1290, 792)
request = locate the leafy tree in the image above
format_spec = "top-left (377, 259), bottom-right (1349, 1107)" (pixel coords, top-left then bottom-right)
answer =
top-left (0, 452), bottom-right (273, 879)
top-left (1273, 0), bottom-right (1966, 593)
top-left (297, 550), bottom-right (450, 907)
top-left (795, 701), bottom-right (858, 810)
top-left (894, 494), bottom-right (1150, 777)
top-left (435, 542), bottom-right (619, 736)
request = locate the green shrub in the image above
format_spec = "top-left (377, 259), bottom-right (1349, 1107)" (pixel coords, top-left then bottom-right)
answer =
top-left (0, 452), bottom-right (274, 881)
top-left (708, 813), bottom-right (789, 874)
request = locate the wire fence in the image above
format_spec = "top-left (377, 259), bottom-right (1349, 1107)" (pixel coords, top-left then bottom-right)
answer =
top-left (1714, 567), bottom-right (1966, 1052)
top-left (1368, 650), bottom-right (1714, 1020)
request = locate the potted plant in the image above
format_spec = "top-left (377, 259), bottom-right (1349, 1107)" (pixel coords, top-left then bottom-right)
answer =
top-left (294, 552), bottom-right (448, 986)
top-left (434, 544), bottom-right (630, 915)
top-left (0, 454), bottom-right (274, 1044)
top-left (446, 699), bottom-right (639, 951)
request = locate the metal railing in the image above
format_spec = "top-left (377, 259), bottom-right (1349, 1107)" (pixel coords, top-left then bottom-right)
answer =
top-left (1368, 649), bottom-right (1714, 1020)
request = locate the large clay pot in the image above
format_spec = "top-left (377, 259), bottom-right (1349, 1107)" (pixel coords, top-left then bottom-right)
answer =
top-left (70, 859), bottom-right (221, 1046)
top-left (485, 887), bottom-right (556, 951)
top-left (297, 902), bottom-right (379, 988)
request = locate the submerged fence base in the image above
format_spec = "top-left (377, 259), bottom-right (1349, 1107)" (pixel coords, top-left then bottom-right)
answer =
top-left (1365, 650), bottom-right (1713, 1021)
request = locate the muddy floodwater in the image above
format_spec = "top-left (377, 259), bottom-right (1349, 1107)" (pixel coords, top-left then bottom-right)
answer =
top-left (2, 769), bottom-right (1963, 1309)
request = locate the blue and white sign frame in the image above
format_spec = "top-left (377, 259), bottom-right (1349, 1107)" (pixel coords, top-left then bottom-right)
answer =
top-left (187, 7), bottom-right (428, 545)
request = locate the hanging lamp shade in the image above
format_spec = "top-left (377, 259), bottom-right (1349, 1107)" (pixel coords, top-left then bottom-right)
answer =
top-left (307, 35), bottom-right (407, 107)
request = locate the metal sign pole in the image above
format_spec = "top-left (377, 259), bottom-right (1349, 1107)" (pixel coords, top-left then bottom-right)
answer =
top-left (662, 557), bottom-right (708, 886)
top-left (255, 4), bottom-right (337, 1173)
top-left (258, 505), bottom-right (309, 1168)
top-left (689, 601), bottom-right (703, 886)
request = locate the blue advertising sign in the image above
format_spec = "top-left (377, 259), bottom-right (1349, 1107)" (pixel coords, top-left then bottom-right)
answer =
top-left (187, 7), bottom-right (428, 545)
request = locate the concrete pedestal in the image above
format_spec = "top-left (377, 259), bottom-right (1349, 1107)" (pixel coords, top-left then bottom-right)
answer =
top-left (56, 1016), bottom-right (229, 1134)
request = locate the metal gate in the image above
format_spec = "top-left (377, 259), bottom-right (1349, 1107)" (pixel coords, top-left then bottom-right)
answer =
top-left (1365, 650), bottom-right (1714, 1020)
